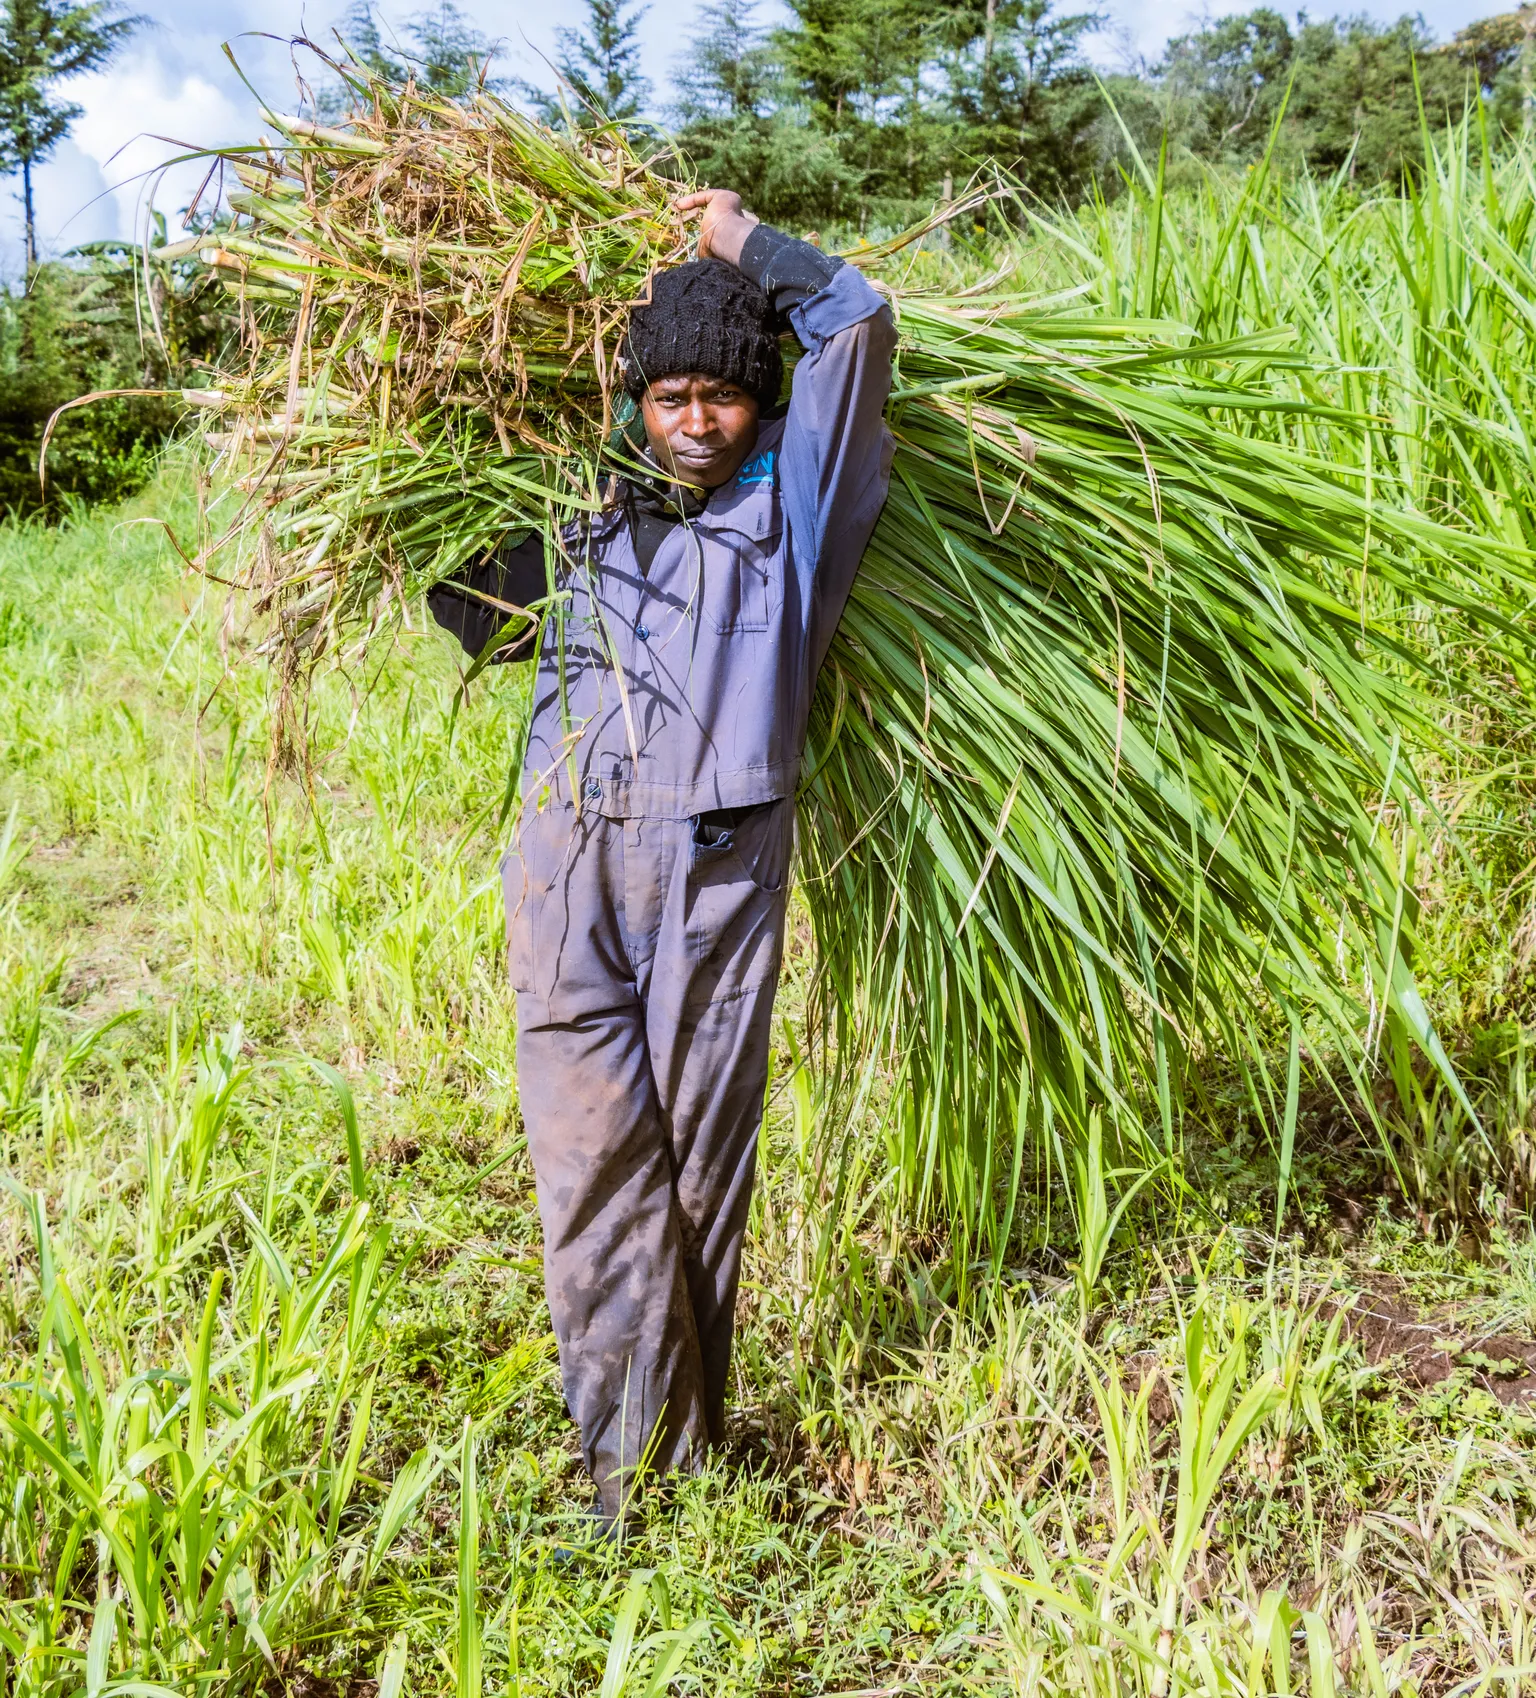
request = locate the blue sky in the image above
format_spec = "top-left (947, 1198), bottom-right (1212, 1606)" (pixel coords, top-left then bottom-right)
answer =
top-left (1, 0), bottom-right (1499, 271)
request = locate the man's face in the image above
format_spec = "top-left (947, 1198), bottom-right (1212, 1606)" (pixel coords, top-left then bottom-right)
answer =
top-left (640, 374), bottom-right (760, 489)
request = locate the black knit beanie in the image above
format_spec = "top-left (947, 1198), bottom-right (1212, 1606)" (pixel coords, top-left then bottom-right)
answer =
top-left (618, 259), bottom-right (782, 412)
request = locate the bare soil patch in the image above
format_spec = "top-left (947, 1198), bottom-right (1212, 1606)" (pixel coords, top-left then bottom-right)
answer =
top-left (1339, 1288), bottom-right (1536, 1406)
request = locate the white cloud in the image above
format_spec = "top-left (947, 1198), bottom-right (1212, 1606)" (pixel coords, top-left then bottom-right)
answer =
top-left (0, 136), bottom-right (114, 262)
top-left (0, 4), bottom-right (307, 269)
top-left (68, 54), bottom-right (248, 246)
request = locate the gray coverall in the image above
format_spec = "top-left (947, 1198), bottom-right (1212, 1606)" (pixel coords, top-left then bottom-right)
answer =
top-left (459, 238), bottom-right (896, 1515)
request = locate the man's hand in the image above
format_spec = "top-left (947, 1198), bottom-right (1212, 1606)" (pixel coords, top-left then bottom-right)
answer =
top-left (674, 188), bottom-right (759, 269)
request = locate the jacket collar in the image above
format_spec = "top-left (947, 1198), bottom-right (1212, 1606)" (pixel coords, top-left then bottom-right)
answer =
top-left (623, 450), bottom-right (708, 521)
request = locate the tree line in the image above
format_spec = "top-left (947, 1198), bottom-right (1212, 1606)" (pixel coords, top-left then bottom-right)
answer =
top-left (313, 1), bottom-right (1536, 229)
top-left (2, 0), bottom-right (1534, 516)
top-left (568, 0), bottom-right (1536, 227)
top-left (5, 0), bottom-right (1536, 262)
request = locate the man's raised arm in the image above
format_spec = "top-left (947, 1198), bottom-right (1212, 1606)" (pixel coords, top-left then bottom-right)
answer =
top-left (678, 188), bottom-right (897, 670)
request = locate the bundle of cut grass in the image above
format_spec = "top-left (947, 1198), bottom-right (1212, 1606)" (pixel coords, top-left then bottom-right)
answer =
top-left (182, 53), bottom-right (689, 662)
top-left (184, 61), bottom-right (1526, 1247)
top-left (805, 299), bottom-right (1505, 1248)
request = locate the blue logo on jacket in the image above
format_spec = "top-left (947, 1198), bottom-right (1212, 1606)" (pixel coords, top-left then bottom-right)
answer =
top-left (736, 448), bottom-right (777, 487)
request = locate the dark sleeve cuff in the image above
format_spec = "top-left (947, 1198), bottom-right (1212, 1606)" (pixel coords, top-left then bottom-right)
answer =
top-left (738, 224), bottom-right (844, 323)
top-left (427, 531), bottom-right (546, 663)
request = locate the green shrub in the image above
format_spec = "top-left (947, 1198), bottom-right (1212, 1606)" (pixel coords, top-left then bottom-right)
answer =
top-left (0, 240), bottom-right (228, 518)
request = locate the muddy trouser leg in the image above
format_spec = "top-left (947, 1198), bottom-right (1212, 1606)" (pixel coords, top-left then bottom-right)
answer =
top-left (508, 804), bottom-right (790, 1509)
top-left (516, 1004), bottom-right (708, 1516)
top-left (509, 811), bottom-right (708, 1520)
top-left (654, 986), bottom-right (779, 1441)
top-left (645, 801), bottom-right (793, 1445)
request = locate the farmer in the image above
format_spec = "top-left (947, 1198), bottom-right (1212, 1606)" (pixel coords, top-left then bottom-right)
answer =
top-left (430, 188), bottom-right (896, 1531)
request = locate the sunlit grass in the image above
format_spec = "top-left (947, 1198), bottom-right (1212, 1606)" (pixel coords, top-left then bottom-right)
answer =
top-left (1, 472), bottom-right (1534, 1693)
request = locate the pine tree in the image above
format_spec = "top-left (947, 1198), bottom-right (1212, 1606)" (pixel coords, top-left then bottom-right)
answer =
top-left (777, 0), bottom-right (929, 126)
top-left (937, 0), bottom-right (1103, 200)
top-left (774, 0), bottom-right (954, 222)
top-left (673, 0), bottom-right (771, 122)
top-left (671, 0), bottom-right (857, 225)
top-left (325, 1), bottom-right (500, 111)
top-left (408, 0), bottom-right (497, 97)
top-left (534, 0), bottom-right (652, 125)
top-left (330, 0), bottom-right (408, 84)
top-left (0, 0), bottom-right (140, 268)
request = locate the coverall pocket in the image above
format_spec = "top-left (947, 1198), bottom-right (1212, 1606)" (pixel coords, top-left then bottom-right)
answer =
top-left (698, 521), bottom-right (783, 634)
top-left (685, 802), bottom-right (791, 1008)
top-left (686, 799), bottom-right (790, 891)
top-left (728, 797), bottom-right (793, 893)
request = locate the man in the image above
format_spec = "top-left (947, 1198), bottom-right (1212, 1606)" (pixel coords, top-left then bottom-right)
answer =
top-left (430, 186), bottom-right (896, 1531)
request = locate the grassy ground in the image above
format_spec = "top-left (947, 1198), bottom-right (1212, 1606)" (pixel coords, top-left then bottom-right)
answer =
top-left (3, 474), bottom-right (1536, 1696)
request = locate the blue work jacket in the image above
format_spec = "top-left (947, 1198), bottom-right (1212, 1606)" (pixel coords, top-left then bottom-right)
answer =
top-left (522, 260), bottom-right (898, 822)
